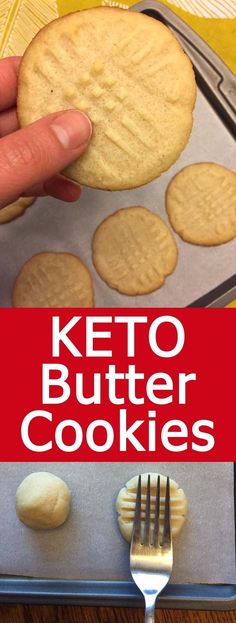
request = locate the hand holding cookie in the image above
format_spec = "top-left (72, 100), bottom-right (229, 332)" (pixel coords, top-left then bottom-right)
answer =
top-left (0, 57), bottom-right (92, 209)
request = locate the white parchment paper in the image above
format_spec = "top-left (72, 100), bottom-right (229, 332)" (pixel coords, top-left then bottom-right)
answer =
top-left (0, 462), bottom-right (235, 584)
top-left (0, 89), bottom-right (236, 308)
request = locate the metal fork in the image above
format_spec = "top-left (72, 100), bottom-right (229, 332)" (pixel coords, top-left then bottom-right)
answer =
top-left (130, 475), bottom-right (173, 623)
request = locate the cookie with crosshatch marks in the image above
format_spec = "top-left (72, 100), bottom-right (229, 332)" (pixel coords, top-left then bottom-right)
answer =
top-left (92, 206), bottom-right (178, 295)
top-left (166, 163), bottom-right (236, 245)
top-left (17, 7), bottom-right (196, 191)
top-left (12, 252), bottom-right (94, 307)
top-left (116, 473), bottom-right (188, 542)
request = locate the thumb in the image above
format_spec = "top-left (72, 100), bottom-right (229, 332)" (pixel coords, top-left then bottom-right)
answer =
top-left (0, 110), bottom-right (92, 208)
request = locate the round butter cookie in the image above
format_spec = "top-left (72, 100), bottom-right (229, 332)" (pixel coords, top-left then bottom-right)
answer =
top-left (12, 251), bottom-right (94, 307)
top-left (17, 7), bottom-right (196, 191)
top-left (166, 163), bottom-right (236, 245)
top-left (92, 206), bottom-right (178, 295)
top-left (0, 197), bottom-right (35, 224)
top-left (116, 472), bottom-right (188, 542)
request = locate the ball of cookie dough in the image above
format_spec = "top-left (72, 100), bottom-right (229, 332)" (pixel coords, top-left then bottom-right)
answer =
top-left (16, 472), bottom-right (71, 529)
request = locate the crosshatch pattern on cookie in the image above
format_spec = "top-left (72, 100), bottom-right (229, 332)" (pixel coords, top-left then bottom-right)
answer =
top-left (12, 252), bottom-right (94, 308)
top-left (166, 163), bottom-right (236, 246)
top-left (92, 206), bottom-right (178, 295)
top-left (17, 8), bottom-right (196, 190)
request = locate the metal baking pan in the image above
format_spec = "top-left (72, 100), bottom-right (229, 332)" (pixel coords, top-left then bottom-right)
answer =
top-left (0, 2), bottom-right (235, 610)
top-left (0, 578), bottom-right (235, 610)
top-left (189, 274), bottom-right (236, 307)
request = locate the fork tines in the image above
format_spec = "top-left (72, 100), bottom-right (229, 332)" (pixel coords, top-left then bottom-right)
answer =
top-left (131, 474), bottom-right (171, 547)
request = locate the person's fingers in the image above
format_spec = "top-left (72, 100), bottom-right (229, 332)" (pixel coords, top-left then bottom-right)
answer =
top-left (23, 174), bottom-right (82, 202)
top-left (0, 109), bottom-right (92, 208)
top-left (44, 175), bottom-right (82, 201)
top-left (0, 107), bottom-right (18, 137)
top-left (0, 57), bottom-right (21, 112)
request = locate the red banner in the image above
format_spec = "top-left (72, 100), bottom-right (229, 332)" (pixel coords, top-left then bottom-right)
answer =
top-left (0, 308), bottom-right (235, 461)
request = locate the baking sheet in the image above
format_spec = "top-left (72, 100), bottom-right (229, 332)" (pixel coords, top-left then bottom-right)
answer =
top-left (0, 462), bottom-right (235, 584)
top-left (190, 275), bottom-right (236, 307)
top-left (0, 88), bottom-right (236, 309)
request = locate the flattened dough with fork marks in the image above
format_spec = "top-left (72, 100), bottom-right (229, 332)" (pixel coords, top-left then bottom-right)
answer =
top-left (12, 252), bottom-right (94, 308)
top-left (92, 206), bottom-right (178, 295)
top-left (116, 473), bottom-right (188, 542)
top-left (166, 163), bottom-right (236, 245)
top-left (17, 7), bottom-right (196, 190)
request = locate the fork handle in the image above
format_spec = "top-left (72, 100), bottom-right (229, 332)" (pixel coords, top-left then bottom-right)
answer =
top-left (144, 608), bottom-right (155, 623)
top-left (144, 595), bottom-right (157, 623)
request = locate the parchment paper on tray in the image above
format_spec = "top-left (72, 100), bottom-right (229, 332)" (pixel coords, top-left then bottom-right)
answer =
top-left (0, 462), bottom-right (235, 584)
top-left (0, 90), bottom-right (236, 308)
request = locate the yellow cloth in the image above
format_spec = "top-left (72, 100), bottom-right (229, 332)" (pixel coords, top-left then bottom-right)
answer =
top-left (147, 1), bottom-right (236, 74)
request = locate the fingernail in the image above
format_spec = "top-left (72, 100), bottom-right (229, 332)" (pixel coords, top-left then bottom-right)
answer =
top-left (51, 111), bottom-right (92, 149)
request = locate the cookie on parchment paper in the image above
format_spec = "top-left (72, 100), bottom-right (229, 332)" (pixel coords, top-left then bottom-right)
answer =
top-left (166, 163), bottom-right (236, 246)
top-left (12, 252), bottom-right (94, 308)
top-left (17, 7), bottom-right (196, 191)
top-left (92, 206), bottom-right (178, 295)
top-left (0, 197), bottom-right (35, 224)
